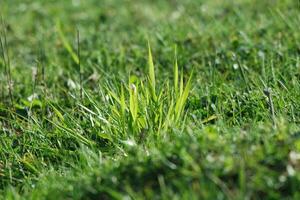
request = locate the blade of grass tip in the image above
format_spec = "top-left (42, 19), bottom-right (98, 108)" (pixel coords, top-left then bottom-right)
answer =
top-left (175, 70), bottom-right (193, 121)
top-left (174, 45), bottom-right (179, 97)
top-left (148, 41), bottom-right (157, 101)
top-left (180, 70), bottom-right (193, 108)
top-left (56, 20), bottom-right (79, 64)
top-left (174, 69), bottom-right (184, 117)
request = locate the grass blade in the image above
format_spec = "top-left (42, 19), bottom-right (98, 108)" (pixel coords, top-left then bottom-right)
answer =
top-left (148, 41), bottom-right (157, 101)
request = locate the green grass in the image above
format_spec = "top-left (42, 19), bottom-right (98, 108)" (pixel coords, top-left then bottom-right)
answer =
top-left (1, 0), bottom-right (300, 199)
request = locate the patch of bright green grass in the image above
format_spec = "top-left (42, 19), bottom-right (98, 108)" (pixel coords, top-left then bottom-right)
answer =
top-left (1, 0), bottom-right (300, 199)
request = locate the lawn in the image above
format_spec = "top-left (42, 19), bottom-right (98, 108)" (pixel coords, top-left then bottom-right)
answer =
top-left (0, 0), bottom-right (300, 199)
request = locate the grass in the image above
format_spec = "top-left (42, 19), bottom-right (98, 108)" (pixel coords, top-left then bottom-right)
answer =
top-left (0, 0), bottom-right (300, 199)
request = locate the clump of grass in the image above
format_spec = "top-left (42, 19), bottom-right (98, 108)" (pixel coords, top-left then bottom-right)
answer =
top-left (102, 43), bottom-right (193, 139)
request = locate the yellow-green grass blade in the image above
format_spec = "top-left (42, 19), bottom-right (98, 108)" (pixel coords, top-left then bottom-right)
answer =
top-left (148, 41), bottom-right (157, 101)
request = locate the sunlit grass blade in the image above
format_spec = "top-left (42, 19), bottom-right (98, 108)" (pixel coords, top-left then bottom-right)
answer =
top-left (148, 41), bottom-right (157, 101)
top-left (175, 71), bottom-right (193, 122)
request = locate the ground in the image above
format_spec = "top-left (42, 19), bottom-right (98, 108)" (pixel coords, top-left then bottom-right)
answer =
top-left (0, 0), bottom-right (300, 199)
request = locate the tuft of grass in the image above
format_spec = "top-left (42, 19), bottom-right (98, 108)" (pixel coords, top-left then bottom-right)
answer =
top-left (147, 41), bottom-right (157, 101)
top-left (103, 46), bottom-right (192, 137)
